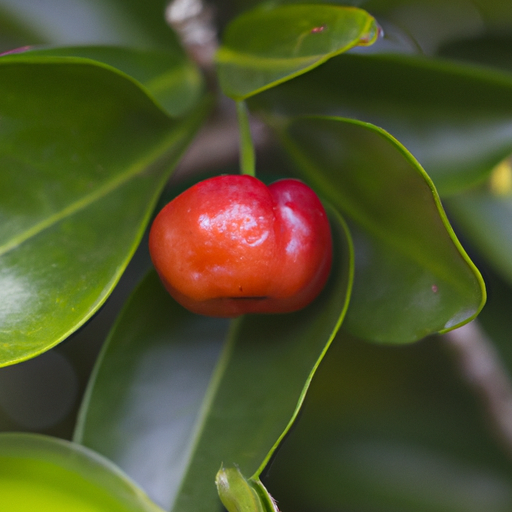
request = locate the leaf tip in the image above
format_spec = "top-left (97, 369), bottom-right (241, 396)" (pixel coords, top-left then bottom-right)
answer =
top-left (358, 17), bottom-right (383, 47)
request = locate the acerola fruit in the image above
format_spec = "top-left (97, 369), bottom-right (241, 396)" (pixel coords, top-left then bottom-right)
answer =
top-left (149, 174), bottom-right (332, 317)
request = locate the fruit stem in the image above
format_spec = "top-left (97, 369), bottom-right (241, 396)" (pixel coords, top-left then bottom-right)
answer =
top-left (236, 100), bottom-right (256, 177)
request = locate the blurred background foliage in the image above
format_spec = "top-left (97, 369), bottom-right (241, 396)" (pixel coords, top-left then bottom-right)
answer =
top-left (1, 0), bottom-right (512, 511)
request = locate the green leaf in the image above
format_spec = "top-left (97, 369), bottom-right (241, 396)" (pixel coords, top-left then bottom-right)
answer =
top-left (216, 4), bottom-right (379, 100)
top-left (0, 432), bottom-right (163, 511)
top-left (275, 116), bottom-right (485, 343)
top-left (75, 208), bottom-right (353, 511)
top-left (250, 52), bottom-right (512, 195)
top-left (11, 45), bottom-right (204, 117)
top-left (211, 0), bottom-right (511, 58)
top-left (74, 270), bottom-right (231, 509)
top-left (0, 58), bottom-right (209, 367)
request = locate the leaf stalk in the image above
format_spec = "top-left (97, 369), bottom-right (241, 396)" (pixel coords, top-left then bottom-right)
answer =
top-left (236, 100), bottom-right (256, 177)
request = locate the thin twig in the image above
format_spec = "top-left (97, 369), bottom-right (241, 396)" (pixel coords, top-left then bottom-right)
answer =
top-left (165, 0), bottom-right (271, 181)
top-left (166, 0), bottom-right (218, 71)
top-left (445, 321), bottom-right (512, 456)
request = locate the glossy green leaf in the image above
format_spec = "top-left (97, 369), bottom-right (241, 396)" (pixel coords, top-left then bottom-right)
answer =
top-left (0, 432), bottom-right (164, 511)
top-left (251, 52), bottom-right (512, 195)
top-left (212, 0), bottom-right (512, 58)
top-left (264, 330), bottom-right (512, 512)
top-left (0, 58), bottom-right (209, 367)
top-left (11, 45), bottom-right (204, 117)
top-left (217, 0), bottom-right (512, 31)
top-left (216, 4), bottom-right (379, 100)
top-left (275, 116), bottom-right (485, 343)
top-left (75, 208), bottom-right (353, 511)
top-left (74, 270), bottom-right (230, 509)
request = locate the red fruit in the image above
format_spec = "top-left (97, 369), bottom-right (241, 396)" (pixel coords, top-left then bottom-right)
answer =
top-left (149, 174), bottom-right (332, 317)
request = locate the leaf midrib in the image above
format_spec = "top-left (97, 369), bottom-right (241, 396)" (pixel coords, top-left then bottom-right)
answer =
top-left (167, 319), bottom-right (239, 512)
top-left (0, 128), bottom-right (180, 257)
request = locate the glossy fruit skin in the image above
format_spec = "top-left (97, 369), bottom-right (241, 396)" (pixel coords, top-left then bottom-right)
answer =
top-left (149, 174), bottom-right (332, 317)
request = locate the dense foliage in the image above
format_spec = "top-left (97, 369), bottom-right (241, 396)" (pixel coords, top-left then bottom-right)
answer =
top-left (0, 0), bottom-right (512, 510)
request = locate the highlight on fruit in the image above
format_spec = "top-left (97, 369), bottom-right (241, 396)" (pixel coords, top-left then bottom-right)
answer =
top-left (149, 174), bottom-right (332, 317)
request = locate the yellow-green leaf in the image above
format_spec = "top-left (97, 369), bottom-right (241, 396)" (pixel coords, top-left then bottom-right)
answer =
top-left (216, 4), bottom-right (379, 99)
